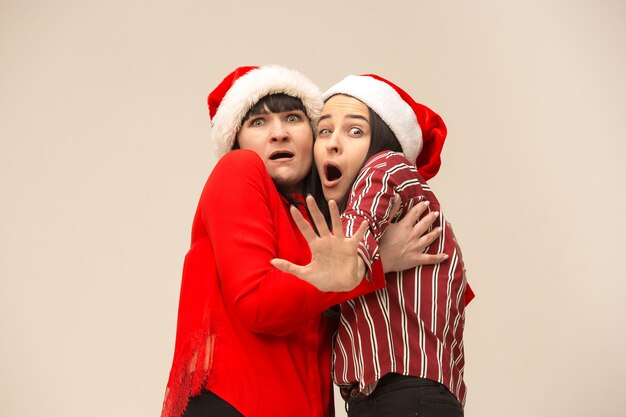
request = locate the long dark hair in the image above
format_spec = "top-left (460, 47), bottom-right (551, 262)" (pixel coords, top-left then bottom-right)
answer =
top-left (232, 93), bottom-right (325, 208)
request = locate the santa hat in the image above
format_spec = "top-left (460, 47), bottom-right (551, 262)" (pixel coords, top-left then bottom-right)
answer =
top-left (323, 74), bottom-right (447, 180)
top-left (208, 65), bottom-right (323, 157)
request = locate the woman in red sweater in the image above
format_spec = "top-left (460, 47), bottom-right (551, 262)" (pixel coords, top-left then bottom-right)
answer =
top-left (161, 66), bottom-right (445, 417)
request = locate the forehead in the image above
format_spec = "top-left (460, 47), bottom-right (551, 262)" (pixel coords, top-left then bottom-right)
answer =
top-left (321, 94), bottom-right (369, 119)
top-left (256, 104), bottom-right (307, 115)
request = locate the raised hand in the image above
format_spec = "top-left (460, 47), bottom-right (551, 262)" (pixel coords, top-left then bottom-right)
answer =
top-left (270, 195), bottom-right (369, 292)
top-left (380, 200), bottom-right (448, 273)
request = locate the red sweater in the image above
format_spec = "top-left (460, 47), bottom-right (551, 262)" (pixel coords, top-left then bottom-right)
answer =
top-left (162, 149), bottom-right (385, 417)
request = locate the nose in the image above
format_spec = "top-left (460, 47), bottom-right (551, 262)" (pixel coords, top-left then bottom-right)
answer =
top-left (269, 119), bottom-right (289, 143)
top-left (325, 131), bottom-right (341, 154)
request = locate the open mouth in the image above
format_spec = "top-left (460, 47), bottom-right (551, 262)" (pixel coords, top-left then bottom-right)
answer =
top-left (324, 162), bottom-right (343, 182)
top-left (269, 151), bottom-right (294, 160)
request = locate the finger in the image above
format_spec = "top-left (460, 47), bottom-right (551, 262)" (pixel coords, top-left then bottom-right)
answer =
top-left (328, 200), bottom-right (344, 237)
top-left (415, 252), bottom-right (448, 265)
top-left (290, 205), bottom-right (318, 242)
top-left (387, 193), bottom-right (401, 220)
top-left (416, 226), bottom-right (442, 250)
top-left (352, 219), bottom-right (369, 243)
top-left (402, 200), bottom-right (430, 226)
top-left (306, 195), bottom-right (331, 237)
top-left (413, 210), bottom-right (439, 237)
top-left (270, 258), bottom-right (306, 278)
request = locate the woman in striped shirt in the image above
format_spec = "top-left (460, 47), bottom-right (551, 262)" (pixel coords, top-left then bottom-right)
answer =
top-left (276, 74), bottom-right (474, 417)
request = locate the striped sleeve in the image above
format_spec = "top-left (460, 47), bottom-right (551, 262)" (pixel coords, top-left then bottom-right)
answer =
top-left (342, 152), bottom-right (416, 277)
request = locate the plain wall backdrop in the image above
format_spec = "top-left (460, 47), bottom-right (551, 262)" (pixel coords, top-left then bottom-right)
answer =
top-left (1, 1), bottom-right (625, 416)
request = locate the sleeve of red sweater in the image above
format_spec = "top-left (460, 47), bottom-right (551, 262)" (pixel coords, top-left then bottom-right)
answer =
top-left (198, 150), bottom-right (385, 336)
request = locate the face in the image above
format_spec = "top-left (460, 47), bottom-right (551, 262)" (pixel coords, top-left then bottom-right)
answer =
top-left (236, 107), bottom-right (313, 193)
top-left (314, 95), bottom-right (371, 202)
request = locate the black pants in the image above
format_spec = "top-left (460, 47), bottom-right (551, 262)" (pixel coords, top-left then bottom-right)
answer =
top-left (182, 389), bottom-right (243, 417)
top-left (344, 374), bottom-right (464, 417)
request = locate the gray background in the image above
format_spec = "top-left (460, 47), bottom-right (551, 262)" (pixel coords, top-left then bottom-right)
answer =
top-left (2, 1), bottom-right (625, 416)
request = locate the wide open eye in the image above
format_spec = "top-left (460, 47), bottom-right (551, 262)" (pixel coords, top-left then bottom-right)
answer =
top-left (250, 117), bottom-right (265, 127)
top-left (317, 128), bottom-right (331, 136)
top-left (286, 114), bottom-right (302, 123)
top-left (349, 127), bottom-right (363, 136)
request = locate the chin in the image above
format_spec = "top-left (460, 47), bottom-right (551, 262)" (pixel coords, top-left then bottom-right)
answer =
top-left (323, 190), bottom-right (340, 203)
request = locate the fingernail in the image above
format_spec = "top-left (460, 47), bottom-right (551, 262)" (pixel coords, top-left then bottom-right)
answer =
top-left (437, 226), bottom-right (443, 233)
top-left (433, 211), bottom-right (439, 217)
top-left (443, 254), bottom-right (449, 260)
top-left (424, 201), bottom-right (430, 206)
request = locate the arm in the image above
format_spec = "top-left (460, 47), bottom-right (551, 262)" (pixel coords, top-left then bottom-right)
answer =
top-left (271, 183), bottom-right (448, 290)
top-left (200, 150), bottom-right (384, 336)
top-left (343, 155), bottom-right (429, 276)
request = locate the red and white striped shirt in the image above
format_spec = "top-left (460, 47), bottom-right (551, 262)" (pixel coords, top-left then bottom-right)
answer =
top-left (334, 151), bottom-right (473, 405)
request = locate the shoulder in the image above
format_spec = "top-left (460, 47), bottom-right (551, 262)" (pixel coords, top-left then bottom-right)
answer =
top-left (210, 149), bottom-right (271, 182)
top-left (361, 151), bottom-right (416, 174)
top-left (206, 149), bottom-right (273, 192)
top-left (351, 151), bottom-right (422, 192)
top-left (213, 149), bottom-right (266, 173)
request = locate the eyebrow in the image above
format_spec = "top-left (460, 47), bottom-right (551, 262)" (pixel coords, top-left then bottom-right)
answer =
top-left (318, 114), bottom-right (369, 123)
top-left (347, 114), bottom-right (369, 123)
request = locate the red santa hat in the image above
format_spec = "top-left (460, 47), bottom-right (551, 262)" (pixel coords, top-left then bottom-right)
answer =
top-left (323, 74), bottom-right (447, 181)
top-left (207, 65), bottom-right (323, 157)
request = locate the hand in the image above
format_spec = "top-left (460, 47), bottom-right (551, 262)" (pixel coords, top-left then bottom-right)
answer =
top-left (380, 200), bottom-right (448, 273)
top-left (270, 196), bottom-right (369, 292)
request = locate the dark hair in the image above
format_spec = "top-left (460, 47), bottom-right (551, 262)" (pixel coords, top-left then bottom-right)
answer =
top-left (231, 93), bottom-right (324, 208)
top-left (364, 107), bottom-right (403, 161)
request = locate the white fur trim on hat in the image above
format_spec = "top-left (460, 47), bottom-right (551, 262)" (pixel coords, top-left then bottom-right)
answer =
top-left (323, 75), bottom-right (422, 163)
top-left (211, 65), bottom-right (323, 157)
